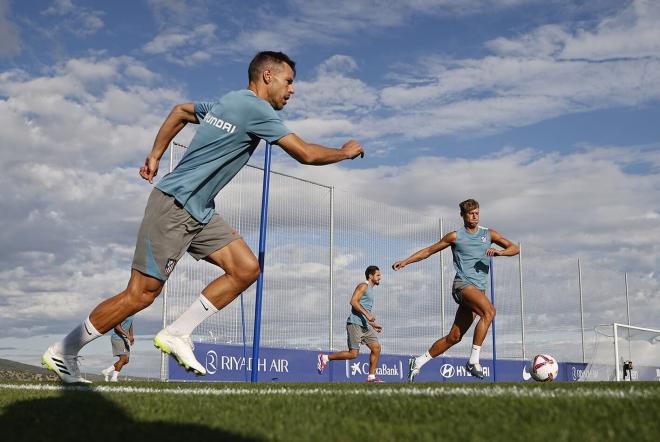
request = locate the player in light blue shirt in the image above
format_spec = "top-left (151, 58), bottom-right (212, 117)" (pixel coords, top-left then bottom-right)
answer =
top-left (101, 316), bottom-right (134, 382)
top-left (317, 266), bottom-right (385, 382)
top-left (393, 199), bottom-right (519, 381)
top-left (44, 51), bottom-right (365, 383)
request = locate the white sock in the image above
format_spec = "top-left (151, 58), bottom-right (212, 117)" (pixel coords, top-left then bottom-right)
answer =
top-left (55, 317), bottom-right (103, 355)
top-left (322, 354), bottom-right (329, 363)
top-left (415, 351), bottom-right (433, 369)
top-left (166, 294), bottom-right (218, 336)
top-left (111, 370), bottom-right (119, 381)
top-left (367, 374), bottom-right (375, 380)
top-left (105, 365), bottom-right (115, 373)
top-left (469, 345), bottom-right (481, 365)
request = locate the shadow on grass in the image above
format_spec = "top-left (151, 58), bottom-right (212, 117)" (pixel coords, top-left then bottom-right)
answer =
top-left (1, 387), bottom-right (261, 442)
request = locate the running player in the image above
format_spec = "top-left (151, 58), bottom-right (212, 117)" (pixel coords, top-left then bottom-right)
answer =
top-left (317, 266), bottom-right (384, 382)
top-left (392, 199), bottom-right (519, 381)
top-left (42, 51), bottom-right (364, 383)
top-left (101, 315), bottom-right (134, 382)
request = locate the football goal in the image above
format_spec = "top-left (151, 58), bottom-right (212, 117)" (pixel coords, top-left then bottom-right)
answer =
top-left (579, 323), bottom-right (660, 381)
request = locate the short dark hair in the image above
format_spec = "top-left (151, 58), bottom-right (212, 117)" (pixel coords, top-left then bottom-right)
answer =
top-left (365, 265), bottom-right (380, 280)
top-left (459, 199), bottom-right (479, 215)
top-left (248, 51), bottom-right (296, 83)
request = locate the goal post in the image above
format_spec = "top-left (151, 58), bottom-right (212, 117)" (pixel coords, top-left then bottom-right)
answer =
top-left (579, 323), bottom-right (660, 381)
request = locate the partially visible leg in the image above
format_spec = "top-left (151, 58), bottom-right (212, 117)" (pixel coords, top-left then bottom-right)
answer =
top-left (155, 240), bottom-right (258, 375)
top-left (329, 349), bottom-right (359, 361)
top-left (366, 341), bottom-right (381, 376)
top-left (90, 271), bottom-right (164, 333)
top-left (44, 271), bottom-right (163, 384)
top-left (428, 304), bottom-right (476, 357)
top-left (165, 239), bottom-right (259, 337)
top-left (460, 286), bottom-right (495, 377)
top-left (114, 354), bottom-right (129, 372)
top-left (408, 305), bottom-right (474, 382)
top-left (111, 355), bottom-right (129, 382)
top-left (460, 286), bottom-right (496, 348)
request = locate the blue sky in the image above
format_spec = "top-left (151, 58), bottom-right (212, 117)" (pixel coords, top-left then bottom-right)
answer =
top-left (0, 0), bottom-right (659, 377)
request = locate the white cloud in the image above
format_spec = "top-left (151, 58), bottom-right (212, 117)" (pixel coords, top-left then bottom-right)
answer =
top-left (41, 0), bottom-right (104, 37)
top-left (142, 24), bottom-right (221, 66)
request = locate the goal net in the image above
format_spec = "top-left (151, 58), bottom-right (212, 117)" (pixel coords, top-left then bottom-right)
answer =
top-left (579, 323), bottom-right (660, 381)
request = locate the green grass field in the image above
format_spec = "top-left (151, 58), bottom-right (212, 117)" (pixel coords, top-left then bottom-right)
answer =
top-left (2, 381), bottom-right (659, 441)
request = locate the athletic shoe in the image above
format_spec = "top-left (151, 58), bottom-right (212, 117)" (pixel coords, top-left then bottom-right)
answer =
top-left (101, 367), bottom-right (113, 382)
top-left (153, 329), bottom-right (206, 375)
top-left (317, 353), bottom-right (328, 374)
top-left (366, 377), bottom-right (384, 383)
top-left (110, 377), bottom-right (118, 383)
top-left (408, 357), bottom-right (420, 383)
top-left (41, 345), bottom-right (92, 384)
top-left (465, 362), bottom-right (485, 379)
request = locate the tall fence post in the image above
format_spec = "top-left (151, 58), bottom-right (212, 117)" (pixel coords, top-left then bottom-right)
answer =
top-left (490, 256), bottom-right (497, 382)
top-left (624, 272), bottom-right (631, 360)
top-left (578, 258), bottom-right (586, 364)
top-left (439, 218), bottom-right (445, 338)
top-left (329, 186), bottom-right (335, 351)
top-left (251, 142), bottom-right (273, 383)
top-left (518, 241), bottom-right (526, 360)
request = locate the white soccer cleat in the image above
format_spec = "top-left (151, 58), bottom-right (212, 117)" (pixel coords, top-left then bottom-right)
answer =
top-left (41, 345), bottom-right (92, 384)
top-left (408, 358), bottom-right (420, 383)
top-left (101, 367), bottom-right (113, 382)
top-left (153, 329), bottom-right (206, 375)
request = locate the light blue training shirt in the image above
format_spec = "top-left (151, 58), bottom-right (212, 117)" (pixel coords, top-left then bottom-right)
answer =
top-left (156, 90), bottom-right (292, 223)
top-left (111, 316), bottom-right (134, 341)
top-left (451, 226), bottom-right (492, 290)
top-left (347, 282), bottom-right (375, 328)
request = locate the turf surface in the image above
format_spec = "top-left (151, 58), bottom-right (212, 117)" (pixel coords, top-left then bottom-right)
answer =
top-left (1, 381), bottom-right (659, 441)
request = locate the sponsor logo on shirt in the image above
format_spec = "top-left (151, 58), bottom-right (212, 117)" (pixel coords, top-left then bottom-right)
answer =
top-left (204, 113), bottom-right (237, 134)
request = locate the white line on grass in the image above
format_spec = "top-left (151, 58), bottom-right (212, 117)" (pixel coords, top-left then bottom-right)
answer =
top-left (0, 383), bottom-right (656, 399)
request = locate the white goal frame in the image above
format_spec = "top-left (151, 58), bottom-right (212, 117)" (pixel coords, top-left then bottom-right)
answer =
top-left (613, 323), bottom-right (660, 381)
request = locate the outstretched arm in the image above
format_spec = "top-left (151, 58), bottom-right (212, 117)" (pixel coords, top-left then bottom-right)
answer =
top-left (140, 103), bottom-right (199, 183)
top-left (349, 283), bottom-right (375, 323)
top-left (487, 229), bottom-right (519, 257)
top-left (275, 133), bottom-right (363, 165)
top-left (392, 232), bottom-right (456, 271)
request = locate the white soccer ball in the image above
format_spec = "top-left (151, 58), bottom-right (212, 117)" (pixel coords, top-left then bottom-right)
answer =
top-left (530, 354), bottom-right (558, 382)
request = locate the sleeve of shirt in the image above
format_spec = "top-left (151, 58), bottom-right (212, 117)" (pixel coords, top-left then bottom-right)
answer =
top-left (194, 102), bottom-right (215, 121)
top-left (247, 102), bottom-right (292, 143)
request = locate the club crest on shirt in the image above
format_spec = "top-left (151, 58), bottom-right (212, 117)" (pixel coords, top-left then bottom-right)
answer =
top-left (481, 236), bottom-right (487, 243)
top-left (165, 258), bottom-right (177, 275)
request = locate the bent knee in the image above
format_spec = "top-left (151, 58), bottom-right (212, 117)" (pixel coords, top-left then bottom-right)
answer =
top-left (483, 306), bottom-right (496, 322)
top-left (125, 287), bottom-right (161, 310)
top-left (348, 349), bottom-right (359, 359)
top-left (231, 259), bottom-right (260, 287)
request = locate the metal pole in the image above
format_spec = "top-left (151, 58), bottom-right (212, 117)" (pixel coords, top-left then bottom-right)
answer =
top-left (251, 142), bottom-right (272, 383)
top-left (439, 218), bottom-right (445, 338)
top-left (329, 187), bottom-right (335, 351)
top-left (614, 323), bottom-right (621, 381)
top-left (578, 259), bottom-right (586, 364)
top-left (160, 141), bottom-right (175, 382)
top-left (518, 242), bottom-right (526, 360)
top-left (624, 272), bottom-right (631, 361)
top-left (490, 256), bottom-right (497, 382)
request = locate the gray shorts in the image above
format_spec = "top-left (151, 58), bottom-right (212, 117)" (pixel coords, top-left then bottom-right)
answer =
top-left (111, 338), bottom-right (130, 357)
top-left (346, 323), bottom-right (378, 350)
top-left (132, 188), bottom-right (241, 281)
top-left (451, 277), bottom-right (485, 305)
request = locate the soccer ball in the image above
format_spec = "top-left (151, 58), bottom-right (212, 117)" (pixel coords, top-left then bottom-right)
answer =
top-left (530, 354), bottom-right (558, 382)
